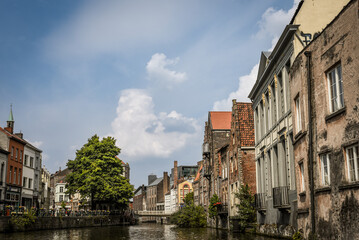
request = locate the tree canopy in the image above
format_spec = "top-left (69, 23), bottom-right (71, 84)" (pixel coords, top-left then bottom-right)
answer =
top-left (66, 135), bottom-right (134, 209)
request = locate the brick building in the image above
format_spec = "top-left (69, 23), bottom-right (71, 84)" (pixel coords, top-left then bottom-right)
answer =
top-left (290, 0), bottom-right (359, 238)
top-left (202, 111), bottom-right (231, 210)
top-left (0, 109), bottom-right (26, 207)
top-left (228, 100), bottom-right (256, 220)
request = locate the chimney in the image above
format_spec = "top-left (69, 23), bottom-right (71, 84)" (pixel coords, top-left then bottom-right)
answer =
top-left (163, 172), bottom-right (169, 195)
top-left (15, 132), bottom-right (23, 139)
top-left (148, 174), bottom-right (157, 185)
top-left (173, 161), bottom-right (178, 187)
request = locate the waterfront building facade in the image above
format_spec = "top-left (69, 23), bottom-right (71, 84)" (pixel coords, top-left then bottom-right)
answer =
top-left (228, 100), bottom-right (256, 220)
top-left (41, 167), bottom-right (51, 209)
top-left (248, 25), bottom-right (298, 234)
top-left (290, 0), bottom-right (359, 238)
top-left (202, 111), bottom-right (231, 210)
top-left (0, 147), bottom-right (9, 210)
top-left (0, 110), bottom-right (26, 207)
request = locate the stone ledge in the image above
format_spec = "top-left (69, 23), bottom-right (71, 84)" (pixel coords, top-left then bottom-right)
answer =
top-left (339, 182), bottom-right (359, 191)
top-left (293, 130), bottom-right (307, 145)
top-left (315, 186), bottom-right (331, 194)
top-left (325, 107), bottom-right (346, 123)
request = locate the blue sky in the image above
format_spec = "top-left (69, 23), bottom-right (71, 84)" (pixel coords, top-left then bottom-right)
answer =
top-left (0, 0), bottom-right (298, 188)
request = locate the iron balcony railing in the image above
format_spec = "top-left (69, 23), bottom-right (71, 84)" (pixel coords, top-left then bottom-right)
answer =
top-left (254, 193), bottom-right (267, 210)
top-left (218, 203), bottom-right (228, 215)
top-left (273, 186), bottom-right (290, 208)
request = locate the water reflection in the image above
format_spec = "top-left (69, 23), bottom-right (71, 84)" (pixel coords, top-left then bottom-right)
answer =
top-left (0, 224), bottom-right (278, 240)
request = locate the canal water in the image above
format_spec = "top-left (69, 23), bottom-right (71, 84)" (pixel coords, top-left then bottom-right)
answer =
top-left (0, 223), bottom-right (279, 240)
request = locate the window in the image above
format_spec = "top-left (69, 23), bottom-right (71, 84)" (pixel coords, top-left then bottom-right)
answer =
top-left (28, 178), bottom-right (32, 189)
top-left (16, 148), bottom-right (18, 161)
top-left (266, 93), bottom-right (270, 130)
top-left (24, 155), bottom-right (28, 166)
top-left (9, 166), bottom-right (12, 183)
top-left (60, 186), bottom-right (64, 193)
top-left (346, 144), bottom-right (359, 182)
top-left (327, 64), bottom-right (344, 112)
top-left (23, 177), bottom-right (27, 187)
top-left (36, 157), bottom-right (39, 169)
top-left (0, 163), bottom-right (4, 182)
top-left (278, 73), bottom-right (285, 117)
top-left (295, 96), bottom-right (302, 132)
top-left (20, 150), bottom-right (23, 162)
top-left (14, 168), bottom-right (17, 184)
top-left (11, 147), bottom-right (14, 159)
top-left (30, 157), bottom-right (34, 168)
top-left (271, 82), bottom-right (277, 125)
top-left (320, 154), bottom-right (330, 185)
top-left (59, 195), bottom-right (63, 202)
top-left (299, 162), bottom-right (305, 192)
top-left (18, 169), bottom-right (21, 185)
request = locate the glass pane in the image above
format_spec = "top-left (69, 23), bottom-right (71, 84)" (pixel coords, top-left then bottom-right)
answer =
top-left (348, 148), bottom-right (355, 181)
top-left (337, 66), bottom-right (344, 108)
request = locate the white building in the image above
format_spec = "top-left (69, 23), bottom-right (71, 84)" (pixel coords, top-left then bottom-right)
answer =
top-left (55, 182), bottom-right (70, 210)
top-left (22, 145), bottom-right (36, 208)
top-left (164, 188), bottom-right (177, 214)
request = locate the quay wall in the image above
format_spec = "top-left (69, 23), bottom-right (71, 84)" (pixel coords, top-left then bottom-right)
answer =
top-left (0, 215), bottom-right (129, 233)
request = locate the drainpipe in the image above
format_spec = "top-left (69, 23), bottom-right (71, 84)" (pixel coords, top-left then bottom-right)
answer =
top-left (304, 51), bottom-right (315, 235)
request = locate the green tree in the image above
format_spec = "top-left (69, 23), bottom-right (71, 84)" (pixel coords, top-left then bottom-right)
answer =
top-left (183, 192), bottom-right (194, 206)
top-left (208, 194), bottom-right (220, 219)
top-left (66, 135), bottom-right (134, 210)
top-left (171, 192), bottom-right (206, 228)
top-left (234, 184), bottom-right (256, 231)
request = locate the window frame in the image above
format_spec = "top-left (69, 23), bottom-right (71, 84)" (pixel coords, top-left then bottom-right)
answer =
top-left (346, 144), bottom-right (359, 182)
top-left (299, 162), bottom-right (305, 192)
top-left (320, 153), bottom-right (331, 186)
top-left (295, 96), bottom-right (302, 133)
top-left (327, 64), bottom-right (344, 113)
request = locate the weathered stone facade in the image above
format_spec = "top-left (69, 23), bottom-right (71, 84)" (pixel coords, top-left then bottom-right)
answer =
top-left (290, 1), bottom-right (359, 238)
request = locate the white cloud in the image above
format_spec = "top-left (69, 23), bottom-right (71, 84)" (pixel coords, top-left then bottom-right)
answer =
top-left (213, 0), bottom-right (299, 110)
top-left (26, 139), bottom-right (43, 148)
top-left (255, 1), bottom-right (299, 40)
top-left (108, 89), bottom-right (200, 158)
top-left (146, 53), bottom-right (187, 85)
top-left (212, 64), bottom-right (258, 110)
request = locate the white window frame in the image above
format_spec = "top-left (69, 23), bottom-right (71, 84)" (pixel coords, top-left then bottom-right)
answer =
top-left (295, 96), bottom-right (302, 132)
top-left (327, 64), bottom-right (344, 113)
top-left (320, 153), bottom-right (330, 186)
top-left (346, 144), bottom-right (359, 182)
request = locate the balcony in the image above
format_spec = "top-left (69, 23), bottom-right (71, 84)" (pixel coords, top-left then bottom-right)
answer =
top-left (273, 186), bottom-right (290, 208)
top-left (254, 193), bottom-right (267, 211)
top-left (218, 203), bottom-right (228, 215)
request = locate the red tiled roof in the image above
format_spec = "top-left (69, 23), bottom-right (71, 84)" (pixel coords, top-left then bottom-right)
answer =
top-left (209, 112), bottom-right (232, 130)
top-left (0, 127), bottom-right (26, 144)
top-left (115, 156), bottom-right (126, 165)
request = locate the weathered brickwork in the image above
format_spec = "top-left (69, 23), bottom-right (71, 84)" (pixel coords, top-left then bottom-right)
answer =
top-left (290, 1), bottom-right (359, 238)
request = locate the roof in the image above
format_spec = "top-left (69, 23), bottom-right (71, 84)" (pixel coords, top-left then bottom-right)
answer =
top-left (0, 127), bottom-right (26, 144)
top-left (209, 112), bottom-right (232, 130)
top-left (248, 24), bottom-right (299, 100)
top-left (148, 177), bottom-right (163, 186)
top-left (8, 106), bottom-right (14, 122)
top-left (115, 156), bottom-right (127, 165)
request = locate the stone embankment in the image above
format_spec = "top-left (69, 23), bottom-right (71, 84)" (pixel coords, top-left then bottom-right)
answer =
top-left (0, 215), bottom-right (130, 233)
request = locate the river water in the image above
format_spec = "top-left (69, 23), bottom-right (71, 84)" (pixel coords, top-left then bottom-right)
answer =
top-left (0, 223), bottom-right (279, 240)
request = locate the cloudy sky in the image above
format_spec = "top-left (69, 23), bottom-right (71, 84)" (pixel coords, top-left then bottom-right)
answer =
top-left (0, 0), bottom-right (299, 188)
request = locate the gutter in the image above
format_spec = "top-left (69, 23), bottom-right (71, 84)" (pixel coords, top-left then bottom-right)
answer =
top-left (304, 51), bottom-right (315, 235)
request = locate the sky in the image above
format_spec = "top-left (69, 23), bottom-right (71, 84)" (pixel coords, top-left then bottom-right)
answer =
top-left (0, 0), bottom-right (299, 188)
